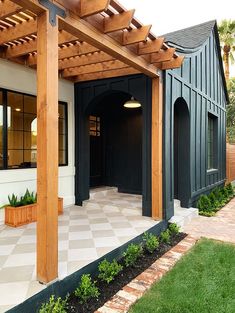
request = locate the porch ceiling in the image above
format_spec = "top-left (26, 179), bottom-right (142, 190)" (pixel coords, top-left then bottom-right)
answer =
top-left (0, 0), bottom-right (184, 82)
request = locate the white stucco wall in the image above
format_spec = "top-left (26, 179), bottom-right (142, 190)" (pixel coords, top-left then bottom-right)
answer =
top-left (0, 59), bottom-right (75, 208)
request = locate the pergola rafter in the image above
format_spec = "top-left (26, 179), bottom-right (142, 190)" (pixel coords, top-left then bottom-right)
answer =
top-left (0, 0), bottom-right (184, 81)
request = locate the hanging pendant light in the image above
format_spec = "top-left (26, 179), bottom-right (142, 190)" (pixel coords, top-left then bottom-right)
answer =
top-left (124, 96), bottom-right (141, 108)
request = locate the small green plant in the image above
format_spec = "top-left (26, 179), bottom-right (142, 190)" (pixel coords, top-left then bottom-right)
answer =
top-left (160, 229), bottom-right (171, 244)
top-left (168, 223), bottom-right (180, 235)
top-left (199, 211), bottom-right (215, 217)
top-left (221, 187), bottom-right (229, 202)
top-left (74, 274), bottom-right (100, 304)
top-left (123, 243), bottom-right (143, 267)
top-left (39, 295), bottom-right (68, 313)
top-left (8, 189), bottom-right (37, 207)
top-left (98, 259), bottom-right (123, 284)
top-left (197, 195), bottom-right (213, 213)
top-left (142, 232), bottom-right (159, 253)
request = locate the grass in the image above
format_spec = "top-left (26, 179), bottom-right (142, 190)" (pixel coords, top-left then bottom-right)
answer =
top-left (130, 239), bottom-right (235, 313)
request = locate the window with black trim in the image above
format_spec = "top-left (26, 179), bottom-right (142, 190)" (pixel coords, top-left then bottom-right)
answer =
top-left (0, 88), bottom-right (68, 169)
top-left (207, 113), bottom-right (218, 170)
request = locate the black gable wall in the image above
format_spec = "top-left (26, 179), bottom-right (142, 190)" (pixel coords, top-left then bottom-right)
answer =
top-left (164, 28), bottom-right (227, 219)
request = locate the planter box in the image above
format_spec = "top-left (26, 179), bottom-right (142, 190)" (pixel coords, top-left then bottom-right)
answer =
top-left (5, 197), bottom-right (63, 228)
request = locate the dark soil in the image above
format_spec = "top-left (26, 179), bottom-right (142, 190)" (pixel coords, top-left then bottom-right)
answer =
top-left (67, 233), bottom-right (187, 313)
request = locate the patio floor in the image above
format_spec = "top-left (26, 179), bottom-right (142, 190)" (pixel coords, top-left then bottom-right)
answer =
top-left (0, 188), bottom-right (158, 312)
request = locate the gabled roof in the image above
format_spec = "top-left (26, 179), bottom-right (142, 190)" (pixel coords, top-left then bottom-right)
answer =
top-left (163, 20), bottom-right (216, 50)
top-left (163, 20), bottom-right (229, 103)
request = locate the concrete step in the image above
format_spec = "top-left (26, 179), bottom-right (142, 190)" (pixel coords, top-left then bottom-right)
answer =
top-left (169, 199), bottom-right (199, 229)
top-left (89, 187), bottom-right (118, 199)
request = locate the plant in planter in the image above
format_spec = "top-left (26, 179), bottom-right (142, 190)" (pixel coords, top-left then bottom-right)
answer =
top-left (226, 183), bottom-right (234, 198)
top-left (39, 295), bottom-right (68, 313)
top-left (142, 232), bottom-right (159, 253)
top-left (123, 243), bottom-right (143, 267)
top-left (5, 189), bottom-right (63, 227)
top-left (160, 229), bottom-right (171, 244)
top-left (168, 223), bottom-right (180, 235)
top-left (98, 259), bottom-right (123, 284)
top-left (75, 274), bottom-right (100, 304)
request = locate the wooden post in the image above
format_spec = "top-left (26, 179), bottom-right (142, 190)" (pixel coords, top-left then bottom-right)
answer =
top-left (37, 11), bottom-right (59, 283)
top-left (152, 77), bottom-right (163, 220)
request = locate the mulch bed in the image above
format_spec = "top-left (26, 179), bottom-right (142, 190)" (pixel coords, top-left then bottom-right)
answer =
top-left (67, 232), bottom-right (187, 313)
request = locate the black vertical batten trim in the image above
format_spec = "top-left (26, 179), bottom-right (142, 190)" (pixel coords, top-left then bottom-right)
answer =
top-left (3, 90), bottom-right (8, 169)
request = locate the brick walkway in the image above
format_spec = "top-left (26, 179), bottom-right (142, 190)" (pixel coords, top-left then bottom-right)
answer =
top-left (95, 235), bottom-right (197, 313)
top-left (183, 198), bottom-right (235, 244)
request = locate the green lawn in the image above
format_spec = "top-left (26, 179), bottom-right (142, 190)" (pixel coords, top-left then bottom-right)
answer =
top-left (130, 239), bottom-right (235, 313)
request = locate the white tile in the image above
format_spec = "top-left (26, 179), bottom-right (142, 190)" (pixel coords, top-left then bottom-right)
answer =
top-left (69, 219), bottom-right (90, 226)
top-left (3, 253), bottom-right (36, 267)
top-left (58, 240), bottom-right (69, 251)
top-left (58, 226), bottom-right (69, 234)
top-left (17, 235), bottom-right (36, 244)
top-left (58, 262), bottom-right (68, 279)
top-left (0, 281), bottom-right (30, 305)
top-left (113, 228), bottom-right (138, 237)
top-left (69, 231), bottom-right (92, 240)
top-left (0, 245), bottom-right (15, 256)
top-left (94, 237), bottom-right (120, 248)
top-left (0, 229), bottom-right (25, 238)
top-left (68, 248), bottom-right (97, 261)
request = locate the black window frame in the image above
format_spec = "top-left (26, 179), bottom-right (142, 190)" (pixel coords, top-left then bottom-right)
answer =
top-left (207, 112), bottom-right (218, 171)
top-left (0, 87), bottom-right (68, 170)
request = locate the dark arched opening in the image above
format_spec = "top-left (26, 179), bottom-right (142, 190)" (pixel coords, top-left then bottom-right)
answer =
top-left (86, 91), bottom-right (142, 193)
top-left (174, 97), bottom-right (191, 207)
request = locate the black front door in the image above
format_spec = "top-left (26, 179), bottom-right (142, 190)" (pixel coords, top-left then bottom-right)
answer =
top-left (89, 116), bottom-right (103, 187)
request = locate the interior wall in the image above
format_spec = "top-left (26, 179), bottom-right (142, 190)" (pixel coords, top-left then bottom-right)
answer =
top-left (0, 59), bottom-right (75, 208)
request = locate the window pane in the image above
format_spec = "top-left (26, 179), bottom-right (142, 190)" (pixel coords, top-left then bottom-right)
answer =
top-left (59, 134), bottom-right (66, 150)
top-left (24, 150), bottom-right (37, 164)
top-left (59, 150), bottom-right (66, 165)
top-left (8, 130), bottom-right (23, 149)
top-left (24, 95), bottom-right (36, 114)
top-left (59, 103), bottom-right (66, 119)
top-left (59, 118), bottom-right (66, 134)
top-left (24, 113), bottom-right (36, 132)
top-left (8, 150), bottom-right (23, 168)
top-left (0, 91), bottom-right (3, 169)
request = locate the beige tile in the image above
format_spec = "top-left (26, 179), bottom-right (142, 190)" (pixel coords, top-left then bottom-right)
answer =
top-left (94, 237), bottom-right (120, 248)
top-left (89, 218), bottom-right (109, 224)
top-left (0, 256), bottom-right (7, 268)
top-left (22, 229), bottom-right (36, 236)
top-left (0, 266), bottom-right (34, 283)
top-left (59, 233), bottom-right (69, 241)
top-left (26, 280), bottom-right (45, 299)
top-left (110, 222), bottom-right (132, 229)
top-left (68, 248), bottom-right (98, 261)
top-left (0, 237), bottom-right (19, 245)
top-left (67, 260), bottom-right (92, 275)
top-left (0, 305), bottom-right (15, 313)
top-left (92, 230), bottom-right (115, 238)
top-left (96, 247), bottom-right (113, 258)
top-left (3, 253), bottom-right (36, 268)
top-left (12, 243), bottom-right (35, 254)
top-left (69, 239), bottom-right (95, 249)
top-left (0, 281), bottom-right (30, 305)
top-left (0, 245), bottom-right (15, 256)
top-left (69, 225), bottom-right (91, 232)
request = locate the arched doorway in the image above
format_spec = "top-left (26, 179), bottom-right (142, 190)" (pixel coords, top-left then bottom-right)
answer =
top-left (86, 91), bottom-right (143, 194)
top-left (174, 97), bottom-right (191, 207)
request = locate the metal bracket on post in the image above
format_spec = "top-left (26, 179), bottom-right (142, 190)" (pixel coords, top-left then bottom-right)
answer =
top-left (38, 0), bottom-right (66, 26)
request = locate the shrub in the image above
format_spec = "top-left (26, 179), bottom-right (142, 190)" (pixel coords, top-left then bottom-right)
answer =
top-left (208, 192), bottom-right (220, 210)
top-left (168, 223), bottom-right (180, 235)
top-left (39, 295), bottom-right (68, 313)
top-left (98, 259), bottom-right (123, 284)
top-left (160, 229), bottom-right (171, 244)
top-left (212, 188), bottom-right (225, 207)
top-left (226, 183), bottom-right (234, 198)
top-left (142, 232), bottom-right (159, 253)
top-left (123, 243), bottom-right (143, 267)
top-left (221, 187), bottom-right (229, 203)
top-left (199, 211), bottom-right (215, 217)
top-left (197, 195), bottom-right (213, 212)
top-left (74, 274), bottom-right (100, 304)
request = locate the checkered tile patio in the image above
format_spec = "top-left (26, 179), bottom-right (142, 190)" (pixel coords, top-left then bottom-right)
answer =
top-left (0, 188), bottom-right (159, 312)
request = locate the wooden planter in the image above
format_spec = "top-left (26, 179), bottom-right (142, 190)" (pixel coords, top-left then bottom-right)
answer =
top-left (5, 197), bottom-right (63, 228)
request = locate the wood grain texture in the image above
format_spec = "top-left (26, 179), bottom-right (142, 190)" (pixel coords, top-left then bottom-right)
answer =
top-left (151, 77), bottom-right (163, 220)
top-left (36, 11), bottom-right (59, 284)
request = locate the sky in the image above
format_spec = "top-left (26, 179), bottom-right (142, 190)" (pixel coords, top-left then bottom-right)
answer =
top-left (121, 0), bottom-right (235, 77)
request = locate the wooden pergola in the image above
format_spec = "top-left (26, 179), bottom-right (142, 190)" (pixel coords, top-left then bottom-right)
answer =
top-left (0, 0), bottom-right (184, 284)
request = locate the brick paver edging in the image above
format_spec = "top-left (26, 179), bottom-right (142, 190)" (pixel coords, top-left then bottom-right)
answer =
top-left (95, 235), bottom-right (197, 313)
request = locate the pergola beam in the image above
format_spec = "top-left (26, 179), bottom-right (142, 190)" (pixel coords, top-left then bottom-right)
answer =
top-left (138, 38), bottom-right (165, 55)
top-left (62, 59), bottom-right (128, 77)
top-left (80, 0), bottom-right (110, 18)
top-left (74, 67), bottom-right (140, 82)
top-left (59, 51), bottom-right (115, 70)
top-left (123, 25), bottom-right (152, 45)
top-left (104, 10), bottom-right (135, 33)
top-left (3, 31), bottom-right (77, 58)
top-left (159, 55), bottom-right (184, 70)
top-left (0, 19), bottom-right (37, 45)
top-left (0, 0), bottom-right (22, 19)
top-left (151, 48), bottom-right (176, 63)
top-left (59, 14), bottom-right (158, 77)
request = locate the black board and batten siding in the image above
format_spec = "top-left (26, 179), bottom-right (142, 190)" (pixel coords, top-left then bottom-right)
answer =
top-left (163, 24), bottom-right (227, 219)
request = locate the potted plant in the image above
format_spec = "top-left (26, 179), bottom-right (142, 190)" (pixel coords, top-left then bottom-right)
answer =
top-left (5, 189), bottom-right (63, 227)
